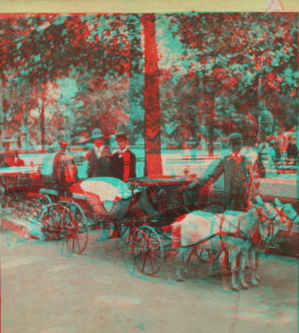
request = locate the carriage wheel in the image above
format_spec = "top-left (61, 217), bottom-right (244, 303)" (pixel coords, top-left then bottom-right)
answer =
top-left (121, 227), bottom-right (139, 275)
top-left (131, 226), bottom-right (164, 276)
top-left (116, 213), bottom-right (138, 250)
top-left (60, 201), bottom-right (89, 254)
top-left (42, 204), bottom-right (76, 256)
top-left (177, 249), bottom-right (204, 280)
top-left (198, 250), bottom-right (214, 263)
top-left (39, 194), bottom-right (52, 205)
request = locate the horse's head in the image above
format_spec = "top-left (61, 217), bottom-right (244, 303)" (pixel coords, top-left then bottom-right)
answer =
top-left (247, 196), bottom-right (283, 244)
top-left (275, 199), bottom-right (299, 225)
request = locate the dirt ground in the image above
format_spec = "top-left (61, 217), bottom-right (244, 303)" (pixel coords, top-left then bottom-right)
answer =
top-left (1, 229), bottom-right (298, 333)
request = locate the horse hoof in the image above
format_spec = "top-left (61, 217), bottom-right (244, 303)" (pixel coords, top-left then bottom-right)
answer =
top-left (232, 285), bottom-right (240, 291)
top-left (176, 275), bottom-right (184, 282)
top-left (241, 282), bottom-right (249, 290)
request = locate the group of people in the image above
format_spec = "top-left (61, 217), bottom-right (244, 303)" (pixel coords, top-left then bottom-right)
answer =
top-left (52, 128), bottom-right (136, 197)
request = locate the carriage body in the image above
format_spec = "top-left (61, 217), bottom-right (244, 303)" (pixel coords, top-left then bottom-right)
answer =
top-left (127, 175), bottom-right (210, 225)
top-left (38, 177), bottom-right (134, 225)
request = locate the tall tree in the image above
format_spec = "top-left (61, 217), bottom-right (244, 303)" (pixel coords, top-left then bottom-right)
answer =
top-left (141, 14), bottom-right (163, 177)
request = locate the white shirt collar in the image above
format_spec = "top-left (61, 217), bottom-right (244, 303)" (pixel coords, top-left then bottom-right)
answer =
top-left (94, 146), bottom-right (104, 157)
top-left (118, 147), bottom-right (128, 154)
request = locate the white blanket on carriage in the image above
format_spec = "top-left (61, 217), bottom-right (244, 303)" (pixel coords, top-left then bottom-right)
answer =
top-left (70, 177), bottom-right (132, 213)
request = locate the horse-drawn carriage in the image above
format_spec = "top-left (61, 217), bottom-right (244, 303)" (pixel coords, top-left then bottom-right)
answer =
top-left (1, 167), bottom-right (298, 290)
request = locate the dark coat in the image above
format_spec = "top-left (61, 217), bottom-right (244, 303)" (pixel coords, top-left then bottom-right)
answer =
top-left (287, 142), bottom-right (298, 159)
top-left (199, 154), bottom-right (250, 211)
top-left (52, 152), bottom-right (78, 192)
top-left (118, 148), bottom-right (136, 181)
top-left (87, 149), bottom-right (124, 180)
top-left (110, 152), bottom-right (125, 180)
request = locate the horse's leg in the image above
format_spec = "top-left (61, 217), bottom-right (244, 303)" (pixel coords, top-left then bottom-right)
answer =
top-left (229, 250), bottom-right (239, 291)
top-left (239, 252), bottom-right (249, 290)
top-left (221, 251), bottom-right (231, 291)
top-left (249, 248), bottom-right (259, 287)
top-left (255, 250), bottom-right (260, 281)
top-left (175, 249), bottom-right (185, 282)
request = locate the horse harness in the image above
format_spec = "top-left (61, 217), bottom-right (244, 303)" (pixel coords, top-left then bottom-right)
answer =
top-left (177, 207), bottom-right (279, 251)
top-left (178, 213), bottom-right (249, 251)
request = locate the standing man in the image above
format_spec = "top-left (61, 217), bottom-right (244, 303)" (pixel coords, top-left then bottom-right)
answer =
top-left (187, 133), bottom-right (250, 212)
top-left (116, 131), bottom-right (136, 182)
top-left (87, 128), bottom-right (105, 178)
top-left (52, 139), bottom-right (78, 197)
top-left (87, 128), bottom-right (124, 179)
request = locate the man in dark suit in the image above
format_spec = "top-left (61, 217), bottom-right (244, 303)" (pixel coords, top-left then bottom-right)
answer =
top-left (87, 128), bottom-right (106, 178)
top-left (116, 132), bottom-right (136, 182)
top-left (188, 133), bottom-right (250, 212)
top-left (87, 129), bottom-right (124, 180)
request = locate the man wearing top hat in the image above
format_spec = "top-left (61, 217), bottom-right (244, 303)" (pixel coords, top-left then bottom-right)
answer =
top-left (116, 131), bottom-right (136, 182)
top-left (187, 133), bottom-right (250, 212)
top-left (52, 139), bottom-right (78, 197)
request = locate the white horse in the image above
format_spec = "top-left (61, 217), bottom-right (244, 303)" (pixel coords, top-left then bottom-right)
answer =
top-left (166, 197), bottom-right (281, 291)
top-left (248, 197), bottom-right (287, 286)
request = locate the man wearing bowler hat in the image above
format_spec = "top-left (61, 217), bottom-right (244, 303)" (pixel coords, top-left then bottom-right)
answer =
top-left (87, 128), bottom-right (124, 179)
top-left (52, 139), bottom-right (78, 197)
top-left (87, 128), bottom-right (106, 178)
top-left (187, 133), bottom-right (250, 211)
top-left (116, 131), bottom-right (136, 182)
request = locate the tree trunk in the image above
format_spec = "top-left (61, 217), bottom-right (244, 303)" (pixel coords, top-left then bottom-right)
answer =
top-left (208, 123), bottom-right (214, 156)
top-left (141, 14), bottom-right (163, 177)
top-left (20, 95), bottom-right (29, 149)
top-left (40, 94), bottom-right (45, 147)
top-left (23, 100), bottom-right (29, 148)
top-left (0, 79), bottom-right (3, 149)
top-left (208, 99), bottom-right (214, 156)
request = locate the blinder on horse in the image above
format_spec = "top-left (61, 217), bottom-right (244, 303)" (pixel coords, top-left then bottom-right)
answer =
top-left (251, 204), bottom-right (284, 249)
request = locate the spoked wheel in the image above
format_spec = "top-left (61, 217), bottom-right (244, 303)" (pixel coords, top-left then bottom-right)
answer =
top-left (60, 201), bottom-right (88, 254)
top-left (17, 197), bottom-right (40, 222)
top-left (41, 204), bottom-right (76, 256)
top-left (198, 250), bottom-right (214, 264)
top-left (38, 194), bottom-right (52, 205)
top-left (178, 249), bottom-right (217, 280)
top-left (177, 249), bottom-right (203, 280)
top-left (130, 226), bottom-right (164, 276)
top-left (121, 227), bottom-right (135, 269)
top-left (116, 213), bottom-right (138, 250)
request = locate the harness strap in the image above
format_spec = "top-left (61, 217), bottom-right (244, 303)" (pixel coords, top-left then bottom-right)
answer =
top-left (290, 213), bottom-right (298, 223)
top-left (219, 214), bottom-right (226, 251)
top-left (217, 214), bottom-right (248, 244)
